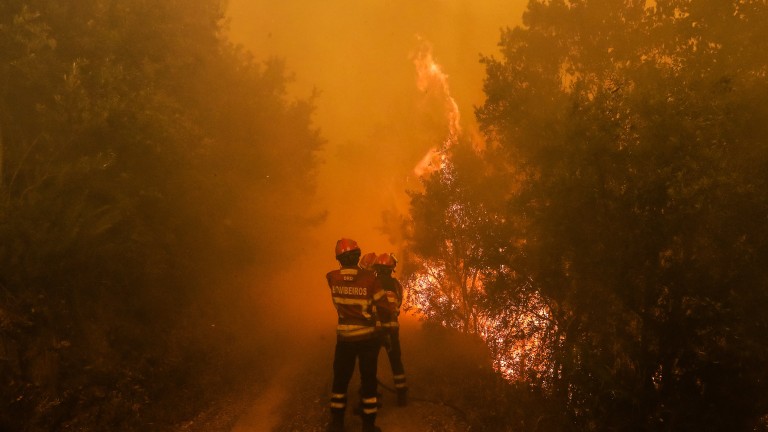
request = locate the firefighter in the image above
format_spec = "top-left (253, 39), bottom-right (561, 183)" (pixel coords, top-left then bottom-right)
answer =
top-left (373, 253), bottom-right (408, 406)
top-left (359, 252), bottom-right (377, 271)
top-left (326, 238), bottom-right (393, 432)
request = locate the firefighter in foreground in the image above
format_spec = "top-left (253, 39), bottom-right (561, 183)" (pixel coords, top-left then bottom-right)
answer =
top-left (326, 239), bottom-right (394, 432)
top-left (373, 253), bottom-right (408, 406)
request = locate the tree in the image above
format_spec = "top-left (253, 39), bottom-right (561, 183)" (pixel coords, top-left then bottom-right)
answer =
top-left (406, 143), bottom-right (490, 334)
top-left (407, 0), bottom-right (768, 430)
top-left (0, 1), bottom-right (322, 429)
top-left (482, 0), bottom-right (768, 429)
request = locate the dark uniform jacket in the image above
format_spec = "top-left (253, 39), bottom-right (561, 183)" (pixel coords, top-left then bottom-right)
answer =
top-left (377, 274), bottom-right (403, 331)
top-left (327, 267), bottom-right (395, 341)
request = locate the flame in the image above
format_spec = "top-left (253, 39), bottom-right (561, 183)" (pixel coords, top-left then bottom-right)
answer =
top-left (407, 39), bottom-right (553, 382)
top-left (406, 258), bottom-right (554, 381)
top-left (412, 37), bottom-right (461, 177)
top-left (413, 147), bottom-right (441, 177)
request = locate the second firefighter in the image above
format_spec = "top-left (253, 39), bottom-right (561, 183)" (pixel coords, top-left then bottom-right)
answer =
top-left (373, 253), bottom-right (408, 406)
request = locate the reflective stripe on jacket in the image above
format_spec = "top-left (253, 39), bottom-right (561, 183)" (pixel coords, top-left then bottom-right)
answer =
top-left (327, 267), bottom-right (394, 341)
top-left (376, 275), bottom-right (403, 331)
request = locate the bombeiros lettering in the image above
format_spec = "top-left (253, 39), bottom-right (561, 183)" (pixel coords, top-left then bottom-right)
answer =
top-left (332, 285), bottom-right (368, 296)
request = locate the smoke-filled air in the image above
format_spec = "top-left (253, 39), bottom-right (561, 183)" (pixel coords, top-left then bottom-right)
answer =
top-left (2, 0), bottom-right (768, 431)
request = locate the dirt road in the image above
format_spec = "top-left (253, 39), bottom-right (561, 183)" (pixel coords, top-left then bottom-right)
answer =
top-left (230, 314), bottom-right (482, 432)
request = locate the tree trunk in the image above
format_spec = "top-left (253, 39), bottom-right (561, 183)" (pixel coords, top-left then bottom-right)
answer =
top-left (0, 119), bottom-right (4, 192)
top-left (1, 63), bottom-right (6, 192)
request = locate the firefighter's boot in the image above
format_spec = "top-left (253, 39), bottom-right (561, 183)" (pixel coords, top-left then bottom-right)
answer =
top-left (326, 411), bottom-right (345, 432)
top-left (396, 388), bottom-right (408, 407)
top-left (361, 417), bottom-right (381, 432)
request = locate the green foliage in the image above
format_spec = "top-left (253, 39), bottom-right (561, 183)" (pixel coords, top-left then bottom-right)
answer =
top-left (0, 0), bottom-right (321, 430)
top-left (406, 0), bottom-right (768, 430)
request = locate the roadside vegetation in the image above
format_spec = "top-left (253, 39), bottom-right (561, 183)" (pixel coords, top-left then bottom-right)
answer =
top-left (402, 1), bottom-right (768, 430)
top-left (0, 1), bottom-right (321, 430)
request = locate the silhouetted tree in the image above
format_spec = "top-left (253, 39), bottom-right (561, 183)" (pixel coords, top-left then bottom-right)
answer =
top-left (406, 144), bottom-right (486, 333)
top-left (0, 1), bottom-right (322, 430)
top-left (407, 0), bottom-right (768, 430)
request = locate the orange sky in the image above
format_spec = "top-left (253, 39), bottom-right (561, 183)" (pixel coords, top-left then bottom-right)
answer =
top-left (225, 0), bottom-right (527, 267)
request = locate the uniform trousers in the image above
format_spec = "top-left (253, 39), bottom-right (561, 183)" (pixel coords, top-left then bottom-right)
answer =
top-left (384, 329), bottom-right (405, 377)
top-left (331, 337), bottom-right (380, 426)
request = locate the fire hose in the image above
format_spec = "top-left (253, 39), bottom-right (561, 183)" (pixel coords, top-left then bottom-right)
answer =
top-left (368, 333), bottom-right (471, 424)
top-left (374, 377), bottom-right (470, 424)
